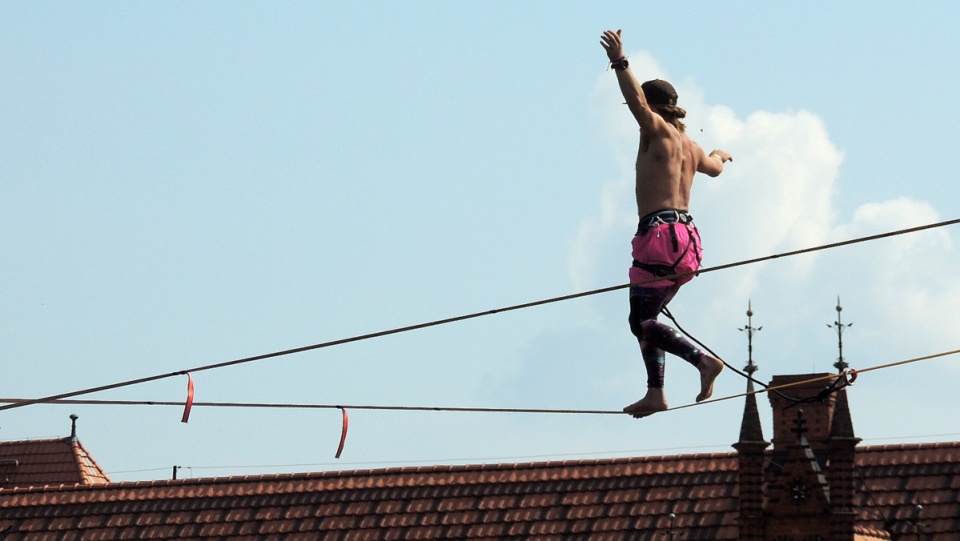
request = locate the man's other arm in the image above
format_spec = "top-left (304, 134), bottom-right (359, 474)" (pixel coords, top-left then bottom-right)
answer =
top-left (696, 145), bottom-right (732, 177)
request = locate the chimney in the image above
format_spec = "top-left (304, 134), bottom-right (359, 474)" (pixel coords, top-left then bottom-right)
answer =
top-left (767, 374), bottom-right (839, 453)
top-left (764, 373), bottom-right (861, 541)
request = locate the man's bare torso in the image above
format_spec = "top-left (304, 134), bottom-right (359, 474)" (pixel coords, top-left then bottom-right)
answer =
top-left (635, 125), bottom-right (700, 217)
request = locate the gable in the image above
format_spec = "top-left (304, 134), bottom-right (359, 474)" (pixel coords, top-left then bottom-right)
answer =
top-left (0, 438), bottom-right (110, 489)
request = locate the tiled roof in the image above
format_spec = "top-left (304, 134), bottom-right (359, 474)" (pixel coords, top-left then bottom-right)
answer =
top-left (1, 442), bottom-right (958, 540)
top-left (1, 453), bottom-right (739, 540)
top-left (0, 437), bottom-right (110, 489)
top-left (854, 442), bottom-right (960, 539)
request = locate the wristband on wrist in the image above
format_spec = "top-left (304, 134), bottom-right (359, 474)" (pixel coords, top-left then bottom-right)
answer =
top-left (610, 57), bottom-right (629, 71)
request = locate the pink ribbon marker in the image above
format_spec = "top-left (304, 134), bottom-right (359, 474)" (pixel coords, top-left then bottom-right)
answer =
top-left (181, 373), bottom-right (195, 423)
top-left (335, 407), bottom-right (349, 459)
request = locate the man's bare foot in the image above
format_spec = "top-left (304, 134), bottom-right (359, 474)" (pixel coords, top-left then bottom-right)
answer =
top-left (623, 388), bottom-right (668, 419)
top-left (696, 354), bottom-right (724, 402)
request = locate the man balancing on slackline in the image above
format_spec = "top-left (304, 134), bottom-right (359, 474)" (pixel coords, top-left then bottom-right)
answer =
top-left (600, 29), bottom-right (732, 418)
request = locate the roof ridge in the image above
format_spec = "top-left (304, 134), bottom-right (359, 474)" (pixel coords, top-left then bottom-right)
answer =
top-left (858, 440), bottom-right (960, 452)
top-left (0, 437), bottom-right (75, 446)
top-left (176, 450), bottom-right (742, 484)
top-left (69, 439), bottom-right (111, 485)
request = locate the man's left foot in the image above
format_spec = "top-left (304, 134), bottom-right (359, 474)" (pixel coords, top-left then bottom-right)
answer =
top-left (623, 388), bottom-right (669, 419)
top-left (696, 354), bottom-right (724, 402)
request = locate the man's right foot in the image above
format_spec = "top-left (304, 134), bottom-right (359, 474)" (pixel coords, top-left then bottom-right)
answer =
top-left (623, 389), bottom-right (669, 419)
top-left (696, 354), bottom-right (724, 402)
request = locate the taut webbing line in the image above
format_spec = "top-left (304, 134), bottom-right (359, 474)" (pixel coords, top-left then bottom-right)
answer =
top-left (1, 218), bottom-right (957, 413)
top-left (1, 348), bottom-right (956, 416)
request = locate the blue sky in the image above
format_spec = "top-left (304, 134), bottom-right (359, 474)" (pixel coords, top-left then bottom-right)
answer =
top-left (2, 2), bottom-right (959, 482)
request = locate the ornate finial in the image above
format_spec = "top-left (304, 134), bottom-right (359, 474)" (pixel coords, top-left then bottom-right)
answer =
top-left (738, 300), bottom-right (762, 376)
top-left (69, 414), bottom-right (78, 439)
top-left (827, 296), bottom-right (853, 372)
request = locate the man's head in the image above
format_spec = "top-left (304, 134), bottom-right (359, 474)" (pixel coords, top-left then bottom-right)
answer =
top-left (642, 79), bottom-right (686, 129)
top-left (641, 79), bottom-right (678, 107)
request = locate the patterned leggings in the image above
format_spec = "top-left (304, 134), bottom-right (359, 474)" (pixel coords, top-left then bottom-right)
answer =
top-left (628, 286), bottom-right (703, 388)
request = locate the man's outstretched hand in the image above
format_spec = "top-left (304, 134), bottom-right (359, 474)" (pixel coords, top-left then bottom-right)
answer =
top-left (600, 29), bottom-right (624, 62)
top-left (710, 149), bottom-right (734, 163)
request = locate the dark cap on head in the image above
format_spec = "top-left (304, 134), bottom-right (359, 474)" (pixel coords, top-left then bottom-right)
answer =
top-left (641, 79), bottom-right (678, 106)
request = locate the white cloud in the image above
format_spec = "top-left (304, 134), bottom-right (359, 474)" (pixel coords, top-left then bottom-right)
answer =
top-left (574, 53), bottom-right (846, 295)
top-left (567, 178), bottom-right (633, 293)
top-left (571, 50), bottom-right (960, 380)
top-left (831, 198), bottom-right (959, 355)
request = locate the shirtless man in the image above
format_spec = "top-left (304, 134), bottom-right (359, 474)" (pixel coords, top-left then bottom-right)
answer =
top-left (600, 29), bottom-right (732, 418)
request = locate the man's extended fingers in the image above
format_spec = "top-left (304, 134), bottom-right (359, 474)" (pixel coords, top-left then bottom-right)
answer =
top-left (600, 30), bottom-right (622, 50)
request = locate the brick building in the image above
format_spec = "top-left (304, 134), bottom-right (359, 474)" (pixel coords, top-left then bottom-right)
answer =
top-left (1, 373), bottom-right (958, 540)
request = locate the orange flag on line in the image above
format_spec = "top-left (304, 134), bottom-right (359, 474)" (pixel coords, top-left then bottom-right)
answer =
top-left (335, 407), bottom-right (349, 459)
top-left (181, 373), bottom-right (195, 423)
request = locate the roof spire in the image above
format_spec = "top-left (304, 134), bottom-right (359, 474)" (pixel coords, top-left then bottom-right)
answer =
top-left (829, 388), bottom-right (858, 441)
top-left (69, 414), bottom-right (78, 440)
top-left (827, 296), bottom-right (852, 372)
top-left (738, 300), bottom-right (762, 388)
top-left (736, 301), bottom-right (766, 445)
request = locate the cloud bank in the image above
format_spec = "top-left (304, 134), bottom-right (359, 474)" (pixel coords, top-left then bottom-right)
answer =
top-left (567, 50), bottom-right (960, 397)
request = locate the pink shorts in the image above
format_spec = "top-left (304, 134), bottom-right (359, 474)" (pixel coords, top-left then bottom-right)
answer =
top-left (629, 223), bottom-right (703, 288)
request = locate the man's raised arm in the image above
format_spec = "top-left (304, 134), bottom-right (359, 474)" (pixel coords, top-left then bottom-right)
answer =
top-left (600, 29), bottom-right (659, 132)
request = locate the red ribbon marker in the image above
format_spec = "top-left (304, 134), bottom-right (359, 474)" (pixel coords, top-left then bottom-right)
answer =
top-left (335, 407), bottom-right (349, 459)
top-left (181, 373), bottom-right (195, 423)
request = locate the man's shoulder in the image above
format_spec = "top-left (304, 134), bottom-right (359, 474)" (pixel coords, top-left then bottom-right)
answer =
top-left (682, 134), bottom-right (705, 156)
top-left (681, 132), bottom-right (700, 146)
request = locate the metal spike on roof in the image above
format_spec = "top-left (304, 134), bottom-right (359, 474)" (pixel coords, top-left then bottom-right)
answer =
top-left (827, 296), bottom-right (853, 372)
top-left (738, 300), bottom-right (762, 385)
top-left (737, 301), bottom-right (766, 445)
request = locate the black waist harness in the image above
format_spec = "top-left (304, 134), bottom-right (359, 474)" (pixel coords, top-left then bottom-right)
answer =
top-left (632, 210), bottom-right (698, 280)
top-left (636, 209), bottom-right (693, 231)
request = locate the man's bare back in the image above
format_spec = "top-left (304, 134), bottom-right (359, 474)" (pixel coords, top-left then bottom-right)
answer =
top-left (636, 128), bottom-right (695, 217)
top-left (636, 130), bottom-right (731, 216)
